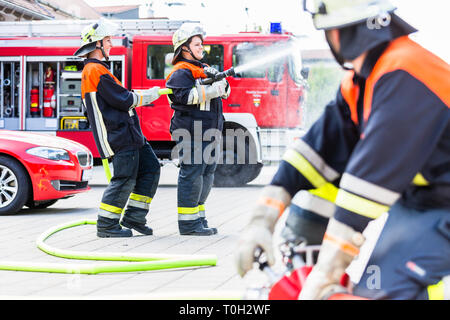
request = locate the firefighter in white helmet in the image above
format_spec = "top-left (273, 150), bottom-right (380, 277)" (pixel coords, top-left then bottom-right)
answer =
top-left (166, 22), bottom-right (230, 236)
top-left (75, 18), bottom-right (162, 238)
top-left (236, 0), bottom-right (450, 300)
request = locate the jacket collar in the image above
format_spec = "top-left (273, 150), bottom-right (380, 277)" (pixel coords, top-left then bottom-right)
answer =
top-left (84, 58), bottom-right (110, 69)
top-left (358, 41), bottom-right (389, 79)
top-left (177, 56), bottom-right (205, 68)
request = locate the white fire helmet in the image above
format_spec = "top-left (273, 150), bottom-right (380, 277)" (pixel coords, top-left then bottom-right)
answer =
top-left (74, 18), bottom-right (119, 57)
top-left (303, 0), bottom-right (396, 30)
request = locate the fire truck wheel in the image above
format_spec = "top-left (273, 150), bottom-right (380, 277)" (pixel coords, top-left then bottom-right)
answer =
top-left (26, 199), bottom-right (58, 209)
top-left (0, 156), bottom-right (30, 215)
top-left (213, 148), bottom-right (262, 187)
top-left (214, 163), bottom-right (262, 187)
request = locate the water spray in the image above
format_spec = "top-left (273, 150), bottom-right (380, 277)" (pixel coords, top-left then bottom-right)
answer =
top-left (234, 42), bottom-right (298, 74)
top-left (157, 41), bottom-right (299, 94)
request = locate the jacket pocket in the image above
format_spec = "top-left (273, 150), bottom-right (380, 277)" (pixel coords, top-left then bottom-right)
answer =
top-left (112, 149), bottom-right (139, 179)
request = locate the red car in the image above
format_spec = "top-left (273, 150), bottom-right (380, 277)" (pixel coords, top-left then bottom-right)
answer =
top-left (0, 130), bottom-right (93, 215)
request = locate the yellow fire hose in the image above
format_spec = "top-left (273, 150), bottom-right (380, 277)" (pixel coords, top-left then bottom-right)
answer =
top-left (0, 219), bottom-right (217, 274)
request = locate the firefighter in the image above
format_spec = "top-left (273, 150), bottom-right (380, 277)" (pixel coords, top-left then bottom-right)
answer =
top-left (74, 18), bottom-right (162, 238)
top-left (236, 0), bottom-right (450, 300)
top-left (165, 23), bottom-right (230, 236)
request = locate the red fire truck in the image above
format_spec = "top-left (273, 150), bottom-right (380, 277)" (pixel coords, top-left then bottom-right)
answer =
top-left (0, 19), bottom-right (307, 186)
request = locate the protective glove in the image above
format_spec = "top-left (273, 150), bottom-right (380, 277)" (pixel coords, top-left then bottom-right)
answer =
top-left (203, 66), bottom-right (219, 78)
top-left (220, 79), bottom-right (231, 99)
top-left (235, 185), bottom-right (291, 277)
top-left (211, 78), bottom-right (228, 97)
top-left (131, 86), bottom-right (160, 108)
top-left (298, 218), bottom-right (365, 300)
top-left (194, 79), bottom-right (229, 103)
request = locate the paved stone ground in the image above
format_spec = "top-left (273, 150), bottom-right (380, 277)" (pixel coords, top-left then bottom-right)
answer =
top-left (0, 164), bottom-right (282, 299)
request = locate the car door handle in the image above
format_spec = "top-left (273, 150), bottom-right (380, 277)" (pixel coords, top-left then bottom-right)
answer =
top-left (229, 104), bottom-right (240, 107)
top-left (271, 89), bottom-right (279, 96)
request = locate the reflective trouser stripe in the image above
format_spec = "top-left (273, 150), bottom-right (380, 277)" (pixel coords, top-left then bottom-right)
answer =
top-left (198, 204), bottom-right (205, 218)
top-left (428, 281), bottom-right (444, 300)
top-left (335, 189), bottom-right (389, 220)
top-left (98, 202), bottom-right (123, 219)
top-left (128, 199), bottom-right (149, 210)
top-left (178, 206), bottom-right (200, 221)
top-left (129, 193), bottom-right (152, 203)
top-left (128, 193), bottom-right (152, 210)
top-left (282, 149), bottom-right (327, 188)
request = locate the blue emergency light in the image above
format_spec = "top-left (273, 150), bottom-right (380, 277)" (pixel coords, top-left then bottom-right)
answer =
top-left (270, 22), bottom-right (282, 34)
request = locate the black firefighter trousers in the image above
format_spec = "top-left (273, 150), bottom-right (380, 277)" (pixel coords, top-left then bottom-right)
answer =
top-left (97, 142), bottom-right (160, 227)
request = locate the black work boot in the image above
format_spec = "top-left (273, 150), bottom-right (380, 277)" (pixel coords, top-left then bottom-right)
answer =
top-left (178, 219), bottom-right (215, 236)
top-left (200, 217), bottom-right (217, 234)
top-left (97, 216), bottom-right (132, 238)
top-left (121, 218), bottom-right (153, 236)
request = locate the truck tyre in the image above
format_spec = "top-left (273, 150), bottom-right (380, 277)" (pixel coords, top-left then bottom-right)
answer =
top-left (213, 132), bottom-right (262, 187)
top-left (214, 161), bottom-right (262, 187)
top-left (0, 156), bottom-right (30, 215)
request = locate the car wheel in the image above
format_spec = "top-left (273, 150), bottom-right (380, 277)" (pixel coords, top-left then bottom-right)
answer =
top-left (0, 156), bottom-right (30, 215)
top-left (26, 199), bottom-right (58, 209)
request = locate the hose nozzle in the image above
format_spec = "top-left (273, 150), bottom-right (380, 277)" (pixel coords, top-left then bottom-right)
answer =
top-left (200, 67), bottom-right (235, 85)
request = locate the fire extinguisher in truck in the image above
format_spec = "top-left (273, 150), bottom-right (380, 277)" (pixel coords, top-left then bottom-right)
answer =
top-left (30, 87), bottom-right (39, 117)
top-left (43, 66), bottom-right (56, 118)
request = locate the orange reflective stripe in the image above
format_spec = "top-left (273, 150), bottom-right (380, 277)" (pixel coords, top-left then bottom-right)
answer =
top-left (323, 232), bottom-right (359, 256)
top-left (201, 85), bottom-right (206, 102)
top-left (340, 71), bottom-right (360, 125)
top-left (364, 36), bottom-right (450, 121)
top-left (259, 197), bottom-right (286, 217)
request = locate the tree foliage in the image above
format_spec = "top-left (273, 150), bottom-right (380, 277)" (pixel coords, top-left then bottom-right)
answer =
top-left (302, 63), bottom-right (344, 129)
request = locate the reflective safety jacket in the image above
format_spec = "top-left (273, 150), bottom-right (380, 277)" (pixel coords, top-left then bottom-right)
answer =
top-left (81, 59), bottom-right (145, 159)
top-left (165, 58), bottom-right (225, 136)
top-left (271, 36), bottom-right (450, 232)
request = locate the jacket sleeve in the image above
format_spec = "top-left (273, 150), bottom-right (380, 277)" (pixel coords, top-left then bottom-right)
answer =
top-left (96, 73), bottom-right (135, 112)
top-left (270, 89), bottom-right (359, 198)
top-left (333, 70), bottom-right (450, 232)
top-left (165, 69), bottom-right (196, 105)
